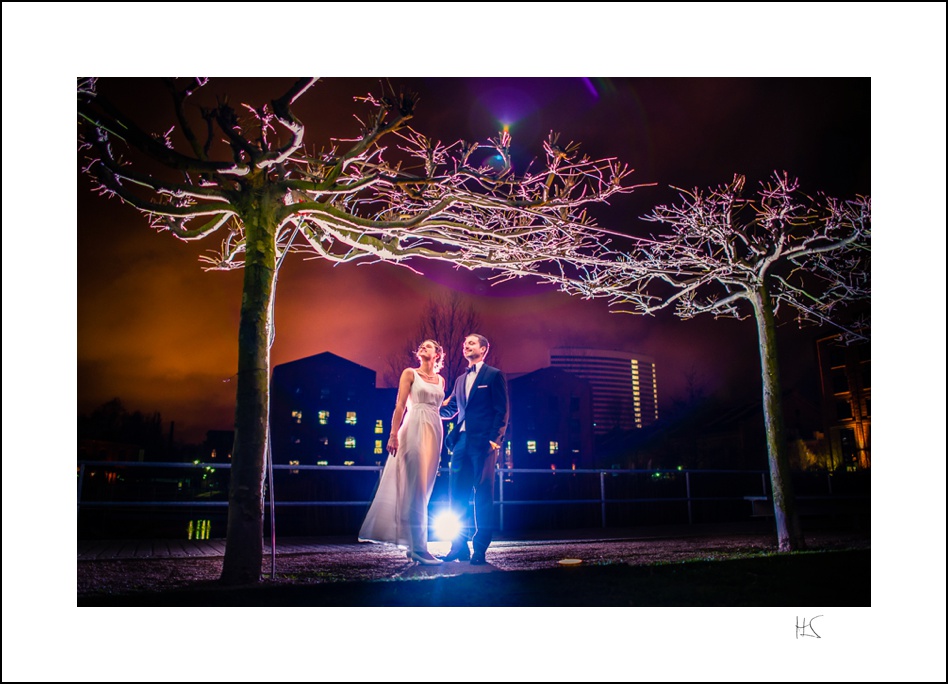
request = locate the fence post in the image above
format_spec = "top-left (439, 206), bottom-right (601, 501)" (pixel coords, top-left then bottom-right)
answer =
top-left (685, 471), bottom-right (693, 525)
top-left (600, 471), bottom-right (607, 528)
top-left (498, 469), bottom-right (505, 532)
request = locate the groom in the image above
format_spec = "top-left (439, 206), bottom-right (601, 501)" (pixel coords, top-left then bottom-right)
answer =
top-left (440, 333), bottom-right (509, 565)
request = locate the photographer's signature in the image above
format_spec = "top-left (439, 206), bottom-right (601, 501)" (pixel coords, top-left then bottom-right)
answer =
top-left (796, 615), bottom-right (822, 639)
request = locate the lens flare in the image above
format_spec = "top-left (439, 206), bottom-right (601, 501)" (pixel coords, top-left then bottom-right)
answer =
top-left (432, 510), bottom-right (462, 540)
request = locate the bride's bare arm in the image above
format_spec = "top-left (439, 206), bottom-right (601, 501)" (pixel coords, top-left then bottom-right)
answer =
top-left (388, 368), bottom-right (414, 455)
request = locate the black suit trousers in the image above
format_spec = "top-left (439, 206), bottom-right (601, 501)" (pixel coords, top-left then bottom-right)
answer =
top-left (449, 431), bottom-right (499, 553)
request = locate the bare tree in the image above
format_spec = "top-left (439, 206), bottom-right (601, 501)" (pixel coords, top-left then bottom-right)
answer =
top-left (557, 172), bottom-right (870, 551)
top-left (77, 77), bottom-right (641, 584)
top-left (383, 292), bottom-right (501, 390)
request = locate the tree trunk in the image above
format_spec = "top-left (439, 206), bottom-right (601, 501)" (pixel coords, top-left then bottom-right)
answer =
top-left (750, 284), bottom-right (806, 552)
top-left (220, 182), bottom-right (279, 585)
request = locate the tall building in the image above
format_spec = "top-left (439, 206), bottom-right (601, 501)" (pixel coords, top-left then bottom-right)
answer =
top-left (549, 348), bottom-right (658, 433)
top-left (815, 335), bottom-right (870, 469)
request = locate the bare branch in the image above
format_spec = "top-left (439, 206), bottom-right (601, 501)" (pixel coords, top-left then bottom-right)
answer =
top-left (552, 172), bottom-right (869, 339)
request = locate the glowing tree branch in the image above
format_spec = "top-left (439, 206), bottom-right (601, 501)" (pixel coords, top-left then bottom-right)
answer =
top-left (554, 173), bottom-right (870, 552)
top-left (77, 77), bottom-right (643, 584)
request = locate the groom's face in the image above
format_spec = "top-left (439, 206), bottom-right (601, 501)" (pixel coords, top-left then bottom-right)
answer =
top-left (463, 335), bottom-right (485, 363)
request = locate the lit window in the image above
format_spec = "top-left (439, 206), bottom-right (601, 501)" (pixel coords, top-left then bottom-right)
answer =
top-left (374, 440), bottom-right (383, 455)
top-left (550, 441), bottom-right (559, 454)
top-left (316, 460), bottom-right (328, 466)
top-left (346, 411), bottom-right (357, 425)
top-left (344, 460), bottom-right (355, 466)
top-left (527, 440), bottom-right (537, 454)
top-left (289, 459), bottom-right (300, 475)
top-left (375, 420), bottom-right (384, 434)
top-left (318, 410), bottom-right (329, 425)
top-left (291, 410), bottom-right (303, 424)
top-left (345, 436), bottom-right (356, 449)
top-left (320, 437), bottom-right (329, 446)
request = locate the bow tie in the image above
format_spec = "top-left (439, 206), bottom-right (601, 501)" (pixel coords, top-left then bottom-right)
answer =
top-left (466, 366), bottom-right (477, 374)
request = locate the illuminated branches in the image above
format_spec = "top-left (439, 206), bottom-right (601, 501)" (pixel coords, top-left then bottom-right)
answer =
top-left (77, 77), bottom-right (641, 278)
top-left (561, 172), bottom-right (871, 340)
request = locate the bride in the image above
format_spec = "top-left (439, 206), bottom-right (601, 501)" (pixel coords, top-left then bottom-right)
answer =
top-left (358, 339), bottom-right (445, 565)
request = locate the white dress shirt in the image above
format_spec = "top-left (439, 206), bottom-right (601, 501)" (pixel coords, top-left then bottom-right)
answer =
top-left (460, 361), bottom-right (483, 433)
top-left (464, 361), bottom-right (483, 399)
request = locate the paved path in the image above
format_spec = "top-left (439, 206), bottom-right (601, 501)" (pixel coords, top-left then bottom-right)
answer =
top-left (76, 519), bottom-right (871, 607)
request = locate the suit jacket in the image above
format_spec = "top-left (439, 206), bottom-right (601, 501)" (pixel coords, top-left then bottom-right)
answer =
top-left (441, 363), bottom-right (509, 450)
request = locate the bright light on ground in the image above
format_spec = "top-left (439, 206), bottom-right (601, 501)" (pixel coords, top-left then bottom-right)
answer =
top-left (432, 510), bottom-right (462, 540)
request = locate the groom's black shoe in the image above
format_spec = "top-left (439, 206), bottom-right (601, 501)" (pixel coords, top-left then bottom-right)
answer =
top-left (470, 550), bottom-right (487, 565)
top-left (439, 545), bottom-right (471, 562)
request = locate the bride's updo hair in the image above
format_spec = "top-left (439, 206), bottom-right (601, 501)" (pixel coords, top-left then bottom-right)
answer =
top-left (417, 339), bottom-right (445, 373)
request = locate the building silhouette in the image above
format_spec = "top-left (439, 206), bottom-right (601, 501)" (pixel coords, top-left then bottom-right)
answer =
top-left (202, 429), bottom-right (235, 462)
top-left (507, 367), bottom-right (595, 470)
top-left (270, 352), bottom-right (396, 467)
top-left (549, 348), bottom-right (659, 434)
top-left (270, 351), bottom-right (604, 472)
top-left (816, 335), bottom-right (871, 469)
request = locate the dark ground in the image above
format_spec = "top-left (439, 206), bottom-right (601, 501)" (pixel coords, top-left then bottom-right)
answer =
top-left (77, 522), bottom-right (871, 607)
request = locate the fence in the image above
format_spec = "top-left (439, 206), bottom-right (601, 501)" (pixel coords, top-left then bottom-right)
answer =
top-left (77, 460), bottom-right (869, 540)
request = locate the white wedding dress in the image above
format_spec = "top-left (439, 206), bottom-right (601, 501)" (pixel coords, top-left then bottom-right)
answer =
top-left (358, 370), bottom-right (444, 552)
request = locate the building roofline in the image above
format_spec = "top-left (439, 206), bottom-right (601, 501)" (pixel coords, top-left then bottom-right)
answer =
top-left (550, 347), bottom-right (656, 363)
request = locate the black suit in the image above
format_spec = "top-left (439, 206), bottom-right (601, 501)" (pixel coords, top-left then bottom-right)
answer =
top-left (440, 362), bottom-right (509, 554)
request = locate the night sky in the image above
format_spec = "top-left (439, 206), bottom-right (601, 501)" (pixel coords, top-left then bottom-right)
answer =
top-left (3, 4), bottom-right (945, 681)
top-left (76, 76), bottom-right (871, 444)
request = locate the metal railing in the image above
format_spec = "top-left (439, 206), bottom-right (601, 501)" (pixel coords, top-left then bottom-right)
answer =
top-left (78, 461), bottom-right (867, 577)
top-left (78, 461), bottom-right (782, 528)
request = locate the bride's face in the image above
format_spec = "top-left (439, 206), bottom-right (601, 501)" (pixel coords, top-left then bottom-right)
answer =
top-left (416, 340), bottom-right (440, 364)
